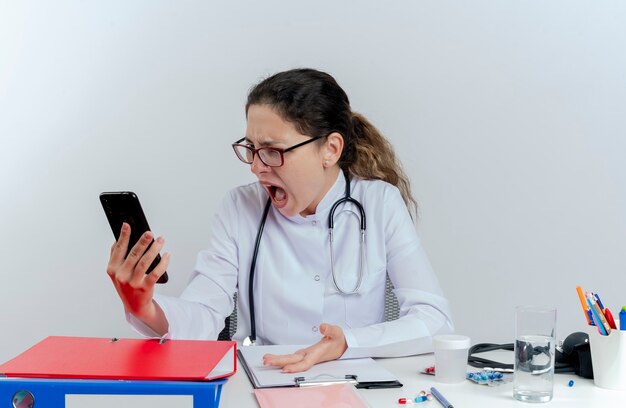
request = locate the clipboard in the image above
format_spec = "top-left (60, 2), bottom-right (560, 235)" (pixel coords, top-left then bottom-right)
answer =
top-left (237, 345), bottom-right (402, 389)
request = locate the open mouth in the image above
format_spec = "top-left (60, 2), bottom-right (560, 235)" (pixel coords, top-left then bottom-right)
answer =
top-left (266, 184), bottom-right (288, 208)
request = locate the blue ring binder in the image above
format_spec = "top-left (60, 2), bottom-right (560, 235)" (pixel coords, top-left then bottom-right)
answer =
top-left (0, 377), bottom-right (227, 408)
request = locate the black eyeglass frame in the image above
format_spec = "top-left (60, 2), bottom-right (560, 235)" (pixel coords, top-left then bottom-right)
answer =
top-left (232, 135), bottom-right (325, 167)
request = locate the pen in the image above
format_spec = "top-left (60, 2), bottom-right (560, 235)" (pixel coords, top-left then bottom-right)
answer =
top-left (594, 293), bottom-right (606, 311)
top-left (586, 296), bottom-right (607, 335)
top-left (591, 293), bottom-right (612, 334)
top-left (430, 387), bottom-right (454, 408)
top-left (620, 307), bottom-right (626, 331)
top-left (586, 292), bottom-right (611, 335)
top-left (576, 286), bottom-right (591, 325)
top-left (593, 292), bottom-right (618, 329)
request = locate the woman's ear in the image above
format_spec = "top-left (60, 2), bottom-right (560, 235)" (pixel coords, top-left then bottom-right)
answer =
top-left (323, 132), bottom-right (344, 167)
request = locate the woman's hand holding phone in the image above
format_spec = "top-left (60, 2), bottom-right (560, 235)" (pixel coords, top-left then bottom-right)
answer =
top-left (106, 222), bottom-right (170, 336)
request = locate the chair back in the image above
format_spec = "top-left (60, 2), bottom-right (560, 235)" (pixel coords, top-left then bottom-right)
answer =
top-left (217, 275), bottom-right (400, 341)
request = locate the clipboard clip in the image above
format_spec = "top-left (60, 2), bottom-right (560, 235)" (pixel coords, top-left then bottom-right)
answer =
top-left (294, 374), bottom-right (358, 387)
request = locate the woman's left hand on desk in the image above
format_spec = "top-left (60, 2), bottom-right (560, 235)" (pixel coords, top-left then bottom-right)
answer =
top-left (262, 323), bottom-right (348, 373)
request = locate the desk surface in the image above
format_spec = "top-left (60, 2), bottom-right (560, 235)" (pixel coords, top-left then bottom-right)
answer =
top-left (220, 351), bottom-right (625, 407)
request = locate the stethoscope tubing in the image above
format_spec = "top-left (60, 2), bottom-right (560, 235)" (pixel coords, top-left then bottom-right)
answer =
top-left (246, 172), bottom-right (365, 345)
top-left (328, 195), bottom-right (366, 294)
top-left (247, 198), bottom-right (272, 345)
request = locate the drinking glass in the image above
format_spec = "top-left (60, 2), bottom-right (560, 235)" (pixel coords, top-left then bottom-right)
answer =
top-left (513, 306), bottom-right (556, 403)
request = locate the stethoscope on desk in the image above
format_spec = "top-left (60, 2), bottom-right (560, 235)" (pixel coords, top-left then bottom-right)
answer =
top-left (244, 171), bottom-right (366, 345)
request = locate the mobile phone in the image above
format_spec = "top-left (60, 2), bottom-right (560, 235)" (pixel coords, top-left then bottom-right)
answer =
top-left (99, 191), bottom-right (168, 284)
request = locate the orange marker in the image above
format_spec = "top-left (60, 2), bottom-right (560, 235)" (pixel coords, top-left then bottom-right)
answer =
top-left (576, 286), bottom-right (592, 325)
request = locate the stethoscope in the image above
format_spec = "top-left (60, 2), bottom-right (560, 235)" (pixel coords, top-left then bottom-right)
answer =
top-left (245, 171), bottom-right (366, 345)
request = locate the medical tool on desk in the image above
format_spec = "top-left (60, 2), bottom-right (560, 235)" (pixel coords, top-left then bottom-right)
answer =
top-left (233, 134), bottom-right (368, 344)
top-left (467, 332), bottom-right (593, 379)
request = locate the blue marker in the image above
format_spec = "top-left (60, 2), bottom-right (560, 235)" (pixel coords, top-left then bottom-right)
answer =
top-left (430, 387), bottom-right (454, 408)
top-left (594, 293), bottom-right (605, 310)
top-left (587, 309), bottom-right (595, 326)
top-left (620, 307), bottom-right (626, 331)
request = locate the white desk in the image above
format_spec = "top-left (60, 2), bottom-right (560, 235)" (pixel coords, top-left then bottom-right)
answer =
top-left (219, 352), bottom-right (626, 407)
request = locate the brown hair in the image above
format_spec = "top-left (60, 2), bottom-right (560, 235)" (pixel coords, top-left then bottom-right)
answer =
top-left (246, 68), bottom-right (417, 217)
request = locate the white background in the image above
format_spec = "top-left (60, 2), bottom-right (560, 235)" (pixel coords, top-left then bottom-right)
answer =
top-left (1, 1), bottom-right (625, 364)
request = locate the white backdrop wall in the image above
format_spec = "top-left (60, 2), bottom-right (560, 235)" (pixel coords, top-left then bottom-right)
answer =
top-left (1, 1), bottom-right (625, 364)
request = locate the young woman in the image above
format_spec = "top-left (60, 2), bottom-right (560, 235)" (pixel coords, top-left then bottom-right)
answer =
top-left (107, 68), bottom-right (453, 372)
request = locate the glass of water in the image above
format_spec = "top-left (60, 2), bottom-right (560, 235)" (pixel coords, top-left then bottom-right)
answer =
top-left (513, 305), bottom-right (557, 403)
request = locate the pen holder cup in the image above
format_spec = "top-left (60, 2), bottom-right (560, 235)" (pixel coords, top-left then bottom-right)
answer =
top-left (586, 321), bottom-right (626, 390)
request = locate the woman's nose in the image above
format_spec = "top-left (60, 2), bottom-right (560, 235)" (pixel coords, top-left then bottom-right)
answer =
top-left (250, 153), bottom-right (270, 175)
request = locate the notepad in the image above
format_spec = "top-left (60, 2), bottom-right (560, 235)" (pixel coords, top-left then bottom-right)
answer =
top-left (238, 345), bottom-right (401, 388)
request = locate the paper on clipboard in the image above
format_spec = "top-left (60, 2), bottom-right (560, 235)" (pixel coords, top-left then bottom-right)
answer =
top-left (238, 345), bottom-right (401, 388)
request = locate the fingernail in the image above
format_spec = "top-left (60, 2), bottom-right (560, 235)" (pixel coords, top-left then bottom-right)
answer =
top-left (156, 236), bottom-right (164, 244)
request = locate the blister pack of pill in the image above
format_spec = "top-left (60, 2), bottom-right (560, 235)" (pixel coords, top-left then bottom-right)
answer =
top-left (466, 370), bottom-right (511, 386)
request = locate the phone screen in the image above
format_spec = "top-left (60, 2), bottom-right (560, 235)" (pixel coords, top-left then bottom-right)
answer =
top-left (100, 191), bottom-right (168, 284)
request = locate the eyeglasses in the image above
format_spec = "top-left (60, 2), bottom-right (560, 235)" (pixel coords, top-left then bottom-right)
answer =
top-left (232, 136), bottom-right (324, 167)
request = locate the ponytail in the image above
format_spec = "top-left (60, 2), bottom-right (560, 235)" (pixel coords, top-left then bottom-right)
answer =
top-left (341, 112), bottom-right (418, 218)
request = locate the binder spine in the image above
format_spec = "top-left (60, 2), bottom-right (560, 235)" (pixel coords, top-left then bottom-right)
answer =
top-left (0, 377), bottom-right (226, 408)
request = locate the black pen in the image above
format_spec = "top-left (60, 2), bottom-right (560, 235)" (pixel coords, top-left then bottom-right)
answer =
top-left (430, 387), bottom-right (454, 408)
